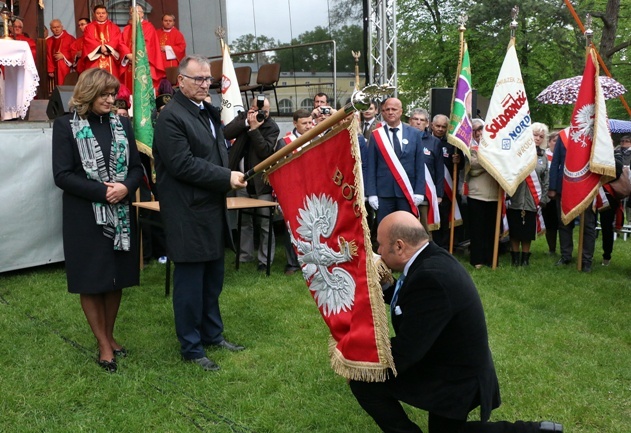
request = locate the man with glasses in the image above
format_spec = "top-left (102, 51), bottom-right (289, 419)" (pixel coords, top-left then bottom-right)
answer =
top-left (154, 55), bottom-right (247, 371)
top-left (408, 108), bottom-right (430, 133)
top-left (224, 96), bottom-right (280, 271)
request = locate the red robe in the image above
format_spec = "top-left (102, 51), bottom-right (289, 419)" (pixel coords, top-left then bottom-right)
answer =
top-left (46, 31), bottom-right (76, 85)
top-left (120, 20), bottom-right (166, 91)
top-left (14, 34), bottom-right (37, 62)
top-left (83, 20), bottom-right (129, 76)
top-left (156, 27), bottom-right (187, 68)
top-left (70, 35), bottom-right (86, 74)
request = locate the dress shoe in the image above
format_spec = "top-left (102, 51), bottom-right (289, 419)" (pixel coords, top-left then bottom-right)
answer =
top-left (190, 357), bottom-right (220, 371)
top-left (98, 358), bottom-right (117, 373)
top-left (539, 421), bottom-right (563, 432)
top-left (581, 264), bottom-right (592, 273)
top-left (257, 263), bottom-right (267, 272)
top-left (555, 258), bottom-right (571, 266)
top-left (602, 259), bottom-right (611, 266)
top-left (212, 340), bottom-right (245, 352)
top-left (113, 347), bottom-right (128, 358)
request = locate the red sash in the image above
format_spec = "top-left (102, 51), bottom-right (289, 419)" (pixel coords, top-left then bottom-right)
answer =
top-left (372, 127), bottom-right (418, 217)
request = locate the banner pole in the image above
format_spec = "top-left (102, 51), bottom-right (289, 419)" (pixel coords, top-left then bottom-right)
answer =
top-left (492, 187), bottom-right (503, 270)
top-left (243, 86), bottom-right (386, 181)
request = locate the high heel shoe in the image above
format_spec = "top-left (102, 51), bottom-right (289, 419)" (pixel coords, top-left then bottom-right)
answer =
top-left (97, 358), bottom-right (117, 373)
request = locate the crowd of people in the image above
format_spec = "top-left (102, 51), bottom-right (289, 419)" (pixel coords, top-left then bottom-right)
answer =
top-left (44, 5), bottom-right (631, 433)
top-left (7, 5), bottom-right (186, 98)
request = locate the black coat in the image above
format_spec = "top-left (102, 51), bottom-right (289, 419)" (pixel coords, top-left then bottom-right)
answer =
top-left (153, 90), bottom-right (233, 263)
top-left (384, 241), bottom-right (501, 421)
top-left (224, 111), bottom-right (279, 196)
top-left (52, 113), bottom-right (143, 294)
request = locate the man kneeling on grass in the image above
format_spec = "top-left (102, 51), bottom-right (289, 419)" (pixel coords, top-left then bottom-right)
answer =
top-left (348, 211), bottom-right (563, 433)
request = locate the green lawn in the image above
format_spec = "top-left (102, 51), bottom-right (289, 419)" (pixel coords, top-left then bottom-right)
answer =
top-left (1, 232), bottom-right (630, 432)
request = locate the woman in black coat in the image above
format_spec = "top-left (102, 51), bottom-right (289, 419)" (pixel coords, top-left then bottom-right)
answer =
top-left (52, 68), bottom-right (143, 372)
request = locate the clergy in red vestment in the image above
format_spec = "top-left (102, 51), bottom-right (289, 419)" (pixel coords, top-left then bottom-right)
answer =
top-left (120, 5), bottom-right (166, 91)
top-left (82, 5), bottom-right (131, 77)
top-left (46, 19), bottom-right (76, 85)
top-left (12, 19), bottom-right (37, 61)
top-left (70, 17), bottom-right (90, 74)
top-left (156, 14), bottom-right (187, 68)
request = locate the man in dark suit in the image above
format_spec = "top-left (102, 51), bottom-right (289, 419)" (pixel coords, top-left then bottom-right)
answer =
top-left (349, 211), bottom-right (563, 433)
top-left (366, 98), bottom-right (426, 224)
top-left (153, 55), bottom-right (247, 371)
top-left (224, 96), bottom-right (280, 271)
top-left (361, 100), bottom-right (379, 140)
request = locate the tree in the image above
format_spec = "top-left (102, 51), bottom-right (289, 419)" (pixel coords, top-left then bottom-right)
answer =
top-left (230, 34), bottom-right (280, 64)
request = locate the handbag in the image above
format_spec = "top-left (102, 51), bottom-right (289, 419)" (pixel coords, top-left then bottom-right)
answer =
top-left (608, 166), bottom-right (631, 199)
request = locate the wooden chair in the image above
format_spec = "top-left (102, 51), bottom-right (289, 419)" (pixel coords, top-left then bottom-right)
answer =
top-left (209, 59), bottom-right (223, 92)
top-left (234, 66), bottom-right (252, 105)
top-left (241, 63), bottom-right (281, 116)
top-left (165, 66), bottom-right (179, 87)
top-left (62, 71), bottom-right (79, 86)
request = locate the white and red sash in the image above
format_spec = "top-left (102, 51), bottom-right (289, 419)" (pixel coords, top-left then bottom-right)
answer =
top-left (372, 127), bottom-right (419, 217)
top-left (523, 169), bottom-right (546, 236)
top-left (443, 165), bottom-right (462, 226)
top-left (424, 165), bottom-right (440, 230)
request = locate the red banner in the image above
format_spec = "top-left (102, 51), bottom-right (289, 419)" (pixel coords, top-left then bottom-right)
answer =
top-left (267, 123), bottom-right (395, 382)
top-left (561, 48), bottom-right (616, 224)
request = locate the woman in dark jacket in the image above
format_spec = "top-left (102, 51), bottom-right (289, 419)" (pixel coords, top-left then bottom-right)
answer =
top-left (52, 68), bottom-right (143, 372)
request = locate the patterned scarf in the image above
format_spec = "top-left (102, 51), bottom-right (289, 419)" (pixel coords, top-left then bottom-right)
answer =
top-left (70, 112), bottom-right (131, 251)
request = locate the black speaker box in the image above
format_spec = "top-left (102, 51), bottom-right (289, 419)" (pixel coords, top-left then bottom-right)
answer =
top-left (46, 85), bottom-right (75, 119)
top-left (429, 87), bottom-right (478, 120)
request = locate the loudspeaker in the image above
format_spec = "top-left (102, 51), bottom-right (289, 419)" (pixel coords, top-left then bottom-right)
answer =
top-left (429, 87), bottom-right (477, 121)
top-left (46, 85), bottom-right (75, 119)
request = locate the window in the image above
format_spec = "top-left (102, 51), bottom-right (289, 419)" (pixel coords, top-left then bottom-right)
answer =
top-left (279, 98), bottom-right (293, 114)
top-left (300, 98), bottom-right (313, 110)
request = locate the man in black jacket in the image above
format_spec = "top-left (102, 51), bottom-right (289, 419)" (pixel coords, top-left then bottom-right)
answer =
top-left (349, 211), bottom-right (562, 433)
top-left (224, 96), bottom-right (280, 271)
top-left (153, 55), bottom-right (247, 371)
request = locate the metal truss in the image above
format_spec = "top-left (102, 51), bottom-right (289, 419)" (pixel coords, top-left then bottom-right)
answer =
top-left (367, 0), bottom-right (397, 96)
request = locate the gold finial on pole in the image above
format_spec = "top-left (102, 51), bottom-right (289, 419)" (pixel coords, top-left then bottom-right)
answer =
top-left (458, 12), bottom-right (468, 32)
top-left (1, 6), bottom-right (12, 40)
top-left (584, 14), bottom-right (593, 47)
top-left (510, 5), bottom-right (519, 39)
top-left (215, 27), bottom-right (226, 41)
top-left (352, 50), bottom-right (361, 90)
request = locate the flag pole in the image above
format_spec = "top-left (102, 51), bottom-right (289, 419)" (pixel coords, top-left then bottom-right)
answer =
top-left (492, 187), bottom-right (504, 270)
top-left (243, 84), bottom-right (391, 181)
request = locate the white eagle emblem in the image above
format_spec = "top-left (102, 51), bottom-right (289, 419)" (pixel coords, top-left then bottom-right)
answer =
top-left (288, 194), bottom-right (358, 316)
top-left (570, 103), bottom-right (595, 146)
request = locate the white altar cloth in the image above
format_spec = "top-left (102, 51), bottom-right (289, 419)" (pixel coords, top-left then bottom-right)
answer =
top-left (0, 39), bottom-right (40, 120)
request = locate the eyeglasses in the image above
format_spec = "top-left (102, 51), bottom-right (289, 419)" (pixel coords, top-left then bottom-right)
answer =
top-left (99, 92), bottom-right (117, 99)
top-left (181, 74), bottom-right (213, 85)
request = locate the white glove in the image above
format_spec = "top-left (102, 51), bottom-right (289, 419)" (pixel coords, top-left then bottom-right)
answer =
top-left (368, 196), bottom-right (379, 210)
top-left (413, 194), bottom-right (424, 206)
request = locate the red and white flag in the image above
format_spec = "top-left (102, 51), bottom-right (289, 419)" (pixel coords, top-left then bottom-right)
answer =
top-left (266, 120), bottom-right (395, 382)
top-left (560, 47), bottom-right (616, 225)
top-left (219, 38), bottom-right (245, 125)
top-left (424, 165), bottom-right (440, 231)
top-left (479, 39), bottom-right (536, 196)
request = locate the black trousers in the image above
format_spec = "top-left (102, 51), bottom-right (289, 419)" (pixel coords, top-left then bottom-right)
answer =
top-left (349, 380), bottom-right (543, 433)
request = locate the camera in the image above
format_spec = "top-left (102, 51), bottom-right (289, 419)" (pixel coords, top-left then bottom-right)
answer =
top-left (255, 95), bottom-right (266, 122)
top-left (320, 107), bottom-right (331, 115)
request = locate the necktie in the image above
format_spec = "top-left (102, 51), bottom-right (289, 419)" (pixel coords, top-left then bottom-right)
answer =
top-left (363, 121), bottom-right (371, 136)
top-left (390, 273), bottom-right (405, 315)
top-left (391, 127), bottom-right (402, 157)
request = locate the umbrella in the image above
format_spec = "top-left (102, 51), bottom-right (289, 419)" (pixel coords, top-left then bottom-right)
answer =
top-left (609, 119), bottom-right (631, 134)
top-left (536, 75), bottom-right (627, 105)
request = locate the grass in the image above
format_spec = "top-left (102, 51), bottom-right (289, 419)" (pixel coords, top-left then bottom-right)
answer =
top-left (1, 230), bottom-right (630, 433)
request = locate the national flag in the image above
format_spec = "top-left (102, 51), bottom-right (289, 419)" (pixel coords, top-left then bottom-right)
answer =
top-left (132, 16), bottom-right (155, 157)
top-left (443, 166), bottom-right (462, 227)
top-left (478, 39), bottom-right (536, 196)
top-left (219, 38), bottom-right (245, 125)
top-left (447, 40), bottom-right (473, 160)
top-left (266, 119), bottom-right (395, 382)
top-left (560, 47), bottom-right (616, 225)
